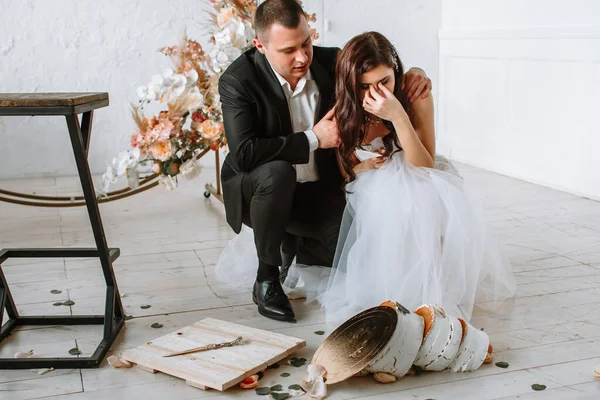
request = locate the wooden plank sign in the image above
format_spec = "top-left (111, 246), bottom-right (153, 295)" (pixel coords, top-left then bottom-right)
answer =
top-left (121, 318), bottom-right (306, 391)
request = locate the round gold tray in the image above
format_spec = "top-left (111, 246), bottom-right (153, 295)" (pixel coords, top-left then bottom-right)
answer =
top-left (311, 306), bottom-right (398, 384)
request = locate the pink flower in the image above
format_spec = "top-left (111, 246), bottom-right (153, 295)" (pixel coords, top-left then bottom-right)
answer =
top-left (131, 131), bottom-right (143, 148)
top-left (150, 140), bottom-right (174, 161)
top-left (148, 119), bottom-right (174, 142)
top-left (200, 120), bottom-right (224, 140)
top-left (192, 111), bottom-right (206, 123)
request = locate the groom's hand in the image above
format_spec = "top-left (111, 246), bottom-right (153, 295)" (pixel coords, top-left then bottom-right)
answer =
top-left (402, 67), bottom-right (432, 102)
top-left (313, 107), bottom-right (340, 149)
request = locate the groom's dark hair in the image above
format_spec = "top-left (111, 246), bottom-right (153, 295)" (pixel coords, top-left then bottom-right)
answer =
top-left (254, 0), bottom-right (306, 41)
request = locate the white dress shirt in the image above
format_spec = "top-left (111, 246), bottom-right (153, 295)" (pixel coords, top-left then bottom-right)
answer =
top-left (271, 68), bottom-right (320, 182)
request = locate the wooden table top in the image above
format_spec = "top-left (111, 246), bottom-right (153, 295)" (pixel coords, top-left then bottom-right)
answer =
top-left (0, 93), bottom-right (108, 107)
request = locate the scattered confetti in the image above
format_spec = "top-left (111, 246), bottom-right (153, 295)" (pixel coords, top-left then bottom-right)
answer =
top-left (256, 387), bottom-right (271, 395)
top-left (68, 348), bottom-right (81, 356)
top-left (289, 358), bottom-right (307, 368)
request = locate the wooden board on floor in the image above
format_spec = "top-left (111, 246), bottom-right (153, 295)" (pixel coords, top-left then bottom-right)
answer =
top-left (121, 318), bottom-right (306, 391)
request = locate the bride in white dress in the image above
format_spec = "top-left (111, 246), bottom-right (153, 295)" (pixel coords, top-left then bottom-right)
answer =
top-left (216, 31), bottom-right (515, 325)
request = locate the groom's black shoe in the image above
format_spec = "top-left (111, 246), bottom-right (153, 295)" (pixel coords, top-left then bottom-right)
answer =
top-left (252, 278), bottom-right (296, 322)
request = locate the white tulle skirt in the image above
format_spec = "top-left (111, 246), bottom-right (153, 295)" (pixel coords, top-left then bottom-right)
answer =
top-left (215, 153), bottom-right (516, 325)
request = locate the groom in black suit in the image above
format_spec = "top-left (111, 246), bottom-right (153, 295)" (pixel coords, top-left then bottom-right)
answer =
top-left (219, 0), bottom-right (431, 322)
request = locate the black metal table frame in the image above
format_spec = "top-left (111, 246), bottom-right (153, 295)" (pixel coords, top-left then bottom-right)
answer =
top-left (0, 99), bottom-right (125, 369)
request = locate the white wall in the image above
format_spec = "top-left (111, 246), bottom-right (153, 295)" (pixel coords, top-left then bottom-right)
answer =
top-left (322, 0), bottom-right (442, 104)
top-left (438, 0), bottom-right (600, 200)
top-left (0, 0), bottom-right (438, 182)
top-left (0, 0), bottom-right (232, 180)
top-left (6, 0), bottom-right (598, 202)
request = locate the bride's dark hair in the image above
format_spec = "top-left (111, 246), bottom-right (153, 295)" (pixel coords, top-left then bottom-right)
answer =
top-left (335, 31), bottom-right (411, 185)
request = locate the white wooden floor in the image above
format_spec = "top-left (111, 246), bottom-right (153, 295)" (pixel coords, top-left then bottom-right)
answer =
top-left (1, 164), bottom-right (600, 400)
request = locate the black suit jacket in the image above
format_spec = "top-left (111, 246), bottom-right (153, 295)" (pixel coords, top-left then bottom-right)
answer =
top-left (218, 46), bottom-right (344, 233)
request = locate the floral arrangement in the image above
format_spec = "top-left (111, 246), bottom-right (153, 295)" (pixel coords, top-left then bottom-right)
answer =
top-left (100, 0), bottom-right (317, 194)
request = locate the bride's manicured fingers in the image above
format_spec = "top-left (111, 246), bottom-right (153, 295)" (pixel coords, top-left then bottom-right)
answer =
top-left (378, 83), bottom-right (394, 98)
top-left (369, 86), bottom-right (385, 102)
top-left (363, 91), bottom-right (376, 105)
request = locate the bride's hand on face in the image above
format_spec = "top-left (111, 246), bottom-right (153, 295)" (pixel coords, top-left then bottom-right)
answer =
top-left (363, 83), bottom-right (409, 124)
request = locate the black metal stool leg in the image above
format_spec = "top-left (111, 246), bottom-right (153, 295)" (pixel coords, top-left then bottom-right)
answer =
top-left (65, 113), bottom-right (125, 340)
top-left (0, 255), bottom-right (20, 341)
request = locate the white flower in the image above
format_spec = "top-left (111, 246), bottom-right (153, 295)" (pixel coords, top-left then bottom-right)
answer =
top-left (289, 389), bottom-right (305, 397)
top-left (126, 167), bottom-right (139, 189)
top-left (113, 148), bottom-right (140, 176)
top-left (214, 30), bottom-right (233, 48)
top-left (201, 60), bottom-right (217, 76)
top-left (211, 20), bottom-right (254, 74)
top-left (188, 86), bottom-right (204, 104)
top-left (100, 165), bottom-right (118, 194)
top-left (185, 68), bottom-right (198, 84)
top-left (209, 46), bottom-right (242, 73)
top-left (169, 74), bottom-right (187, 99)
top-left (162, 68), bottom-right (174, 79)
top-left (151, 74), bottom-right (164, 86)
top-left (217, 7), bottom-right (236, 28)
top-left (216, 17), bottom-right (254, 49)
top-left (158, 175), bottom-right (178, 190)
top-left (136, 86), bottom-right (154, 101)
top-left (147, 83), bottom-right (161, 101)
top-left (301, 364), bottom-right (327, 400)
top-left (179, 159), bottom-right (203, 180)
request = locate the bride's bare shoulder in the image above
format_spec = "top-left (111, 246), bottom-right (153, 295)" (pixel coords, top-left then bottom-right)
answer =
top-left (409, 92), bottom-right (434, 117)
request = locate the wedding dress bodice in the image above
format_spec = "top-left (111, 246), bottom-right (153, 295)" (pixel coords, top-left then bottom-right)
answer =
top-left (355, 135), bottom-right (460, 177)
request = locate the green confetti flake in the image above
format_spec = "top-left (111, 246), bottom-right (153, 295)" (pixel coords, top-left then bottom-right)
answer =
top-left (255, 387), bottom-right (271, 395)
top-left (68, 348), bottom-right (81, 355)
